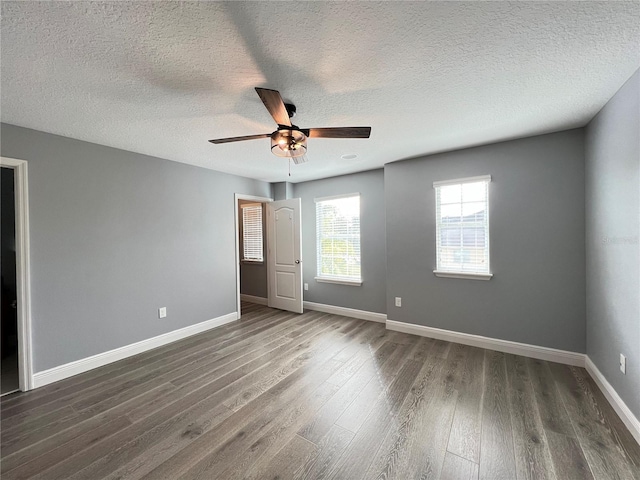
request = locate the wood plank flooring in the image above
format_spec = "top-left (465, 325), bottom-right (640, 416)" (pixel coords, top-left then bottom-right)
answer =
top-left (1, 302), bottom-right (639, 479)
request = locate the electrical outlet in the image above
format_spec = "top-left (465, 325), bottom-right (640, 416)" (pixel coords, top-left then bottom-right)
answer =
top-left (395, 297), bottom-right (402, 307)
top-left (620, 354), bottom-right (626, 374)
top-left (158, 307), bottom-right (167, 319)
top-left (304, 283), bottom-right (309, 291)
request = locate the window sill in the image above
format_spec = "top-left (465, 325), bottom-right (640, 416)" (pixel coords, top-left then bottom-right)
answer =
top-left (433, 270), bottom-right (493, 281)
top-left (315, 276), bottom-right (362, 286)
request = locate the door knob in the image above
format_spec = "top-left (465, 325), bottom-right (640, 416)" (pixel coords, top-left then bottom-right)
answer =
top-left (295, 260), bottom-right (301, 264)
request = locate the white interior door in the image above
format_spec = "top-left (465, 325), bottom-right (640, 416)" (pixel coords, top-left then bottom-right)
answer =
top-left (267, 198), bottom-right (303, 313)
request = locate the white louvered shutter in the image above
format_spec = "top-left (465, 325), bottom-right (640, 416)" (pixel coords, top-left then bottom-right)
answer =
top-left (241, 203), bottom-right (263, 262)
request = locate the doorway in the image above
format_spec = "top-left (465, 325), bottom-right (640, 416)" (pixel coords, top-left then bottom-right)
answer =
top-left (0, 157), bottom-right (33, 394)
top-left (235, 194), bottom-right (273, 318)
top-left (234, 193), bottom-right (304, 317)
top-left (1, 167), bottom-right (19, 395)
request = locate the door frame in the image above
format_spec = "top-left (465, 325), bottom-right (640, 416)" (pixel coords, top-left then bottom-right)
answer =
top-left (0, 157), bottom-right (34, 391)
top-left (234, 193), bottom-right (273, 319)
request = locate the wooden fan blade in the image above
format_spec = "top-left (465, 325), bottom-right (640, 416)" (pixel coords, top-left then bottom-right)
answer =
top-left (255, 88), bottom-right (292, 127)
top-left (302, 127), bottom-right (371, 139)
top-left (208, 133), bottom-right (271, 144)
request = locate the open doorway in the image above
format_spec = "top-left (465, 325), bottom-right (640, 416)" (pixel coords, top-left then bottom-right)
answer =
top-left (235, 194), bottom-right (272, 317)
top-left (234, 194), bottom-right (304, 317)
top-left (0, 157), bottom-right (33, 394)
top-left (1, 167), bottom-right (19, 395)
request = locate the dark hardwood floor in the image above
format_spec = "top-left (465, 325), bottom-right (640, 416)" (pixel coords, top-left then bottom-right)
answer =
top-left (1, 303), bottom-right (639, 479)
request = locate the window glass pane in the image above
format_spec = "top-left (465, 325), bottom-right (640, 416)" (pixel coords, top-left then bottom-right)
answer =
top-left (440, 226), bottom-right (462, 247)
top-left (462, 226), bottom-right (485, 248)
top-left (462, 201), bottom-right (486, 220)
top-left (316, 195), bottom-right (361, 281)
top-left (439, 184), bottom-right (461, 204)
top-left (435, 178), bottom-right (490, 275)
top-left (462, 181), bottom-right (486, 202)
top-left (440, 203), bottom-right (461, 219)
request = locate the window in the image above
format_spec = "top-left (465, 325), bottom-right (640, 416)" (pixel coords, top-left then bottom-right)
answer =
top-left (434, 176), bottom-right (492, 280)
top-left (241, 203), bottom-right (263, 262)
top-left (315, 194), bottom-right (361, 285)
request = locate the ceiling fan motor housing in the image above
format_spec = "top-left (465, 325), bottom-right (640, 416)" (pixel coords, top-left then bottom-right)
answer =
top-left (284, 103), bottom-right (296, 118)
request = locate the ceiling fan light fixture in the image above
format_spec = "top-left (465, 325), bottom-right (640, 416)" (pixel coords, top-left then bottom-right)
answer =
top-left (271, 129), bottom-right (307, 158)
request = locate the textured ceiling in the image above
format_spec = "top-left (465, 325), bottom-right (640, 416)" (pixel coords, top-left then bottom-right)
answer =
top-left (1, 2), bottom-right (639, 183)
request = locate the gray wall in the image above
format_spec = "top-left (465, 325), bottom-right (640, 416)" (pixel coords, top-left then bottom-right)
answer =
top-left (273, 182), bottom-right (292, 201)
top-left (385, 129), bottom-right (586, 352)
top-left (0, 123), bottom-right (270, 372)
top-left (238, 199), bottom-right (267, 298)
top-left (292, 169), bottom-right (386, 314)
top-left (585, 69), bottom-right (640, 418)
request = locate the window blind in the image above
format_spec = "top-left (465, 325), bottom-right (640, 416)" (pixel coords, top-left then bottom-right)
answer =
top-left (241, 203), bottom-right (263, 262)
top-left (315, 194), bottom-right (361, 281)
top-left (435, 177), bottom-right (490, 274)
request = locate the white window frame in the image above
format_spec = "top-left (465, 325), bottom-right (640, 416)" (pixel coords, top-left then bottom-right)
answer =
top-left (241, 203), bottom-right (264, 263)
top-left (433, 175), bottom-right (493, 280)
top-left (314, 193), bottom-right (362, 286)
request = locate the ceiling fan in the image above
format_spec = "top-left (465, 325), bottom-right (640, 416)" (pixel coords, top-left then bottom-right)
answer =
top-left (208, 88), bottom-right (371, 164)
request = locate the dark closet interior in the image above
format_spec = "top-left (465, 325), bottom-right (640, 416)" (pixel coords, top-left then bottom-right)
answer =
top-left (1, 167), bottom-right (19, 395)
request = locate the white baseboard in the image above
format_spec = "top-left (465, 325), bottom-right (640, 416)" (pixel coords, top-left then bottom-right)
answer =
top-left (585, 356), bottom-right (640, 445)
top-left (32, 312), bottom-right (238, 389)
top-left (303, 301), bottom-right (387, 324)
top-left (240, 294), bottom-right (268, 306)
top-left (385, 319), bottom-right (585, 367)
